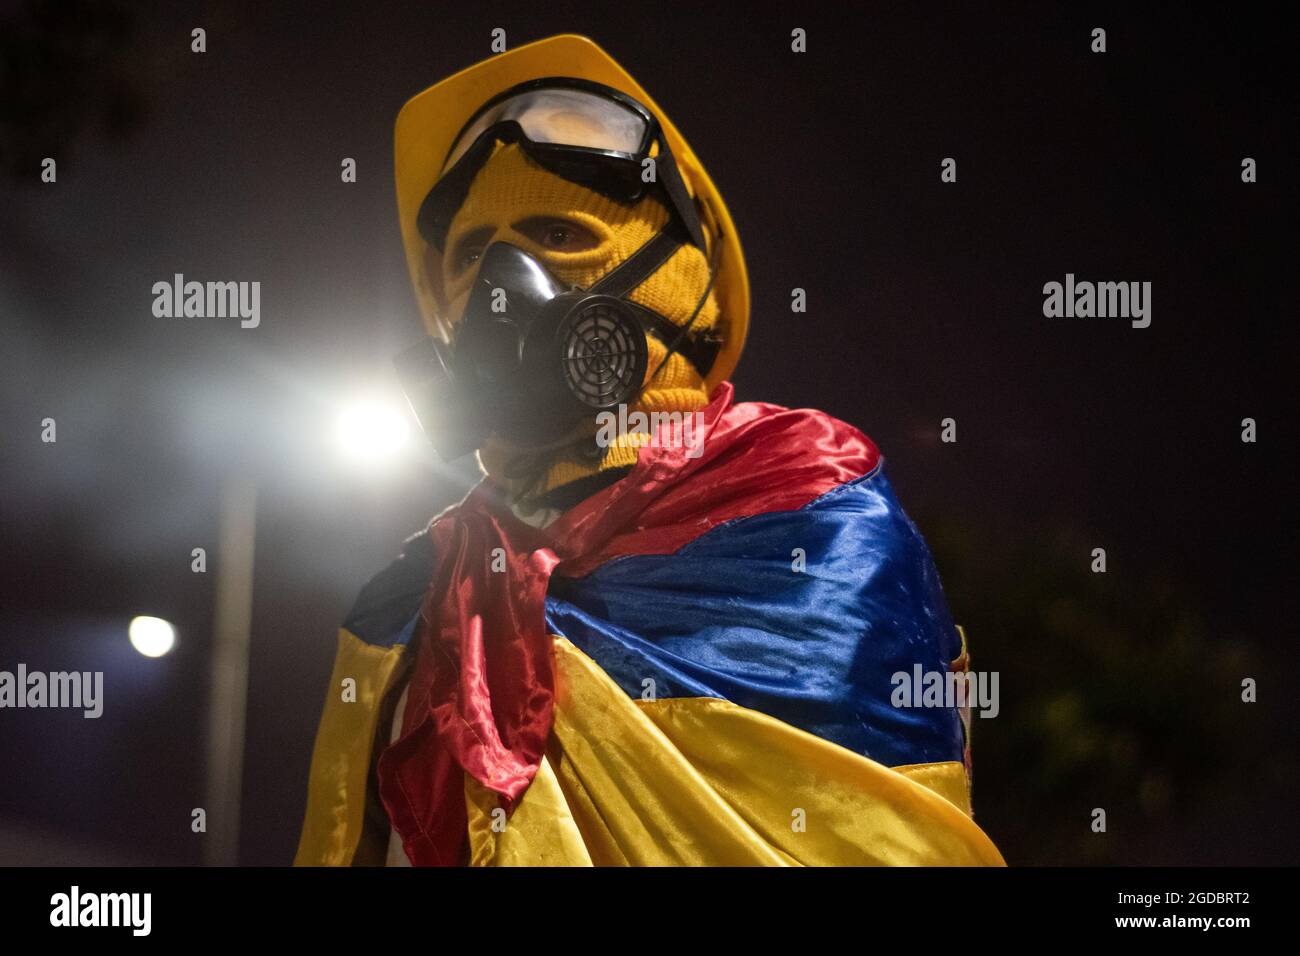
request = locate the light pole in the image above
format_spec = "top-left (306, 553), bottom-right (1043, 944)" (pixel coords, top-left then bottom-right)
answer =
top-left (204, 475), bottom-right (256, 867)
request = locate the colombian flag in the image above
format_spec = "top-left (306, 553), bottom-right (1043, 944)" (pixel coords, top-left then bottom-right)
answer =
top-left (296, 383), bottom-right (1004, 866)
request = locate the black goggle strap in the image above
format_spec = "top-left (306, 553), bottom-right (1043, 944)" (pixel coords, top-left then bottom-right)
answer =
top-left (421, 123), bottom-right (706, 251)
top-left (652, 142), bottom-right (708, 251)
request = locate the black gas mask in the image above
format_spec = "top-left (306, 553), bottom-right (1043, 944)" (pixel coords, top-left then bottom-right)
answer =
top-left (395, 76), bottom-right (722, 462)
top-left (396, 218), bottom-right (720, 461)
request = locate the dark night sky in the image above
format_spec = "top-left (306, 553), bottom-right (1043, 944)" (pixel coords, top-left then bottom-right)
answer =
top-left (0, 1), bottom-right (1295, 865)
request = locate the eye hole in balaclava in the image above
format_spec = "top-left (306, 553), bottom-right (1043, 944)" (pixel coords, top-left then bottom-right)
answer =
top-left (445, 216), bottom-right (604, 291)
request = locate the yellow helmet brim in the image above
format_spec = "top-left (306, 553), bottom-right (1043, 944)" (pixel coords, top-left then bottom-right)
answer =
top-left (394, 33), bottom-right (748, 392)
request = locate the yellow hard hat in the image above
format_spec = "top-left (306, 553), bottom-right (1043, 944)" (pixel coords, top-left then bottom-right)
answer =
top-left (394, 34), bottom-right (749, 392)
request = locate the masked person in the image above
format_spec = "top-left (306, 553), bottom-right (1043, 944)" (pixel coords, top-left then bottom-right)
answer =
top-left (295, 35), bottom-right (1004, 867)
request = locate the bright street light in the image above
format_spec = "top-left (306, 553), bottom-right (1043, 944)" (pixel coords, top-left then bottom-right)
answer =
top-left (335, 398), bottom-right (411, 463)
top-left (128, 615), bottom-right (176, 657)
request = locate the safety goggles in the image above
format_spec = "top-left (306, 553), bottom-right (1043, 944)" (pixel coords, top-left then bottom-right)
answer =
top-left (416, 77), bottom-right (705, 253)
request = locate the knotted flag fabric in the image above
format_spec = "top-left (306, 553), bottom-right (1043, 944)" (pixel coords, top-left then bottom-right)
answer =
top-left (373, 383), bottom-right (979, 866)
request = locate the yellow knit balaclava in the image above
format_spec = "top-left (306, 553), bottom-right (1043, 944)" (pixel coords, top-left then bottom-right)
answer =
top-left (426, 141), bottom-right (722, 508)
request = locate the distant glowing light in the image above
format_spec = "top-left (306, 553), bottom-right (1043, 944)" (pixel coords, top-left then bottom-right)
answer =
top-left (335, 399), bottom-right (410, 462)
top-left (129, 616), bottom-right (176, 657)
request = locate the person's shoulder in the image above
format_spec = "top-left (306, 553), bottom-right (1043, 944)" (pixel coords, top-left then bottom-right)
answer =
top-left (341, 528), bottom-right (435, 647)
top-left (726, 399), bottom-right (882, 473)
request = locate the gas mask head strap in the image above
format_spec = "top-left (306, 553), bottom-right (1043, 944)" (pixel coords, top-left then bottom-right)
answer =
top-left (588, 216), bottom-right (687, 297)
top-left (583, 216), bottom-right (720, 380)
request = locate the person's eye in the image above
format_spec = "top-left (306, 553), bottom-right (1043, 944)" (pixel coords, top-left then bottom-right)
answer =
top-left (544, 224), bottom-right (576, 248)
top-left (457, 245), bottom-right (483, 272)
top-left (513, 217), bottom-right (601, 253)
top-left (448, 228), bottom-right (494, 276)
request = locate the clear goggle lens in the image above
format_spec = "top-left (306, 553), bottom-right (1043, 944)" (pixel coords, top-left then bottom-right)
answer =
top-left (443, 87), bottom-right (648, 173)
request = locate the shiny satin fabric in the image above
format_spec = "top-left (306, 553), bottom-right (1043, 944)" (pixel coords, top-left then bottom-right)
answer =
top-left (294, 630), bottom-right (408, 867)
top-left (376, 504), bottom-right (559, 866)
top-left (464, 638), bottom-right (1004, 866)
top-left (378, 381), bottom-right (890, 866)
top-left (544, 468), bottom-right (967, 768)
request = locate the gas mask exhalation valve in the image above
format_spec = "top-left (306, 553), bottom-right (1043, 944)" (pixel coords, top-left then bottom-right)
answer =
top-left (396, 220), bottom-right (719, 462)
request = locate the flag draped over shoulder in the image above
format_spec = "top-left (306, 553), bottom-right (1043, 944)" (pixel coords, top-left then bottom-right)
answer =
top-left (358, 382), bottom-right (1000, 867)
